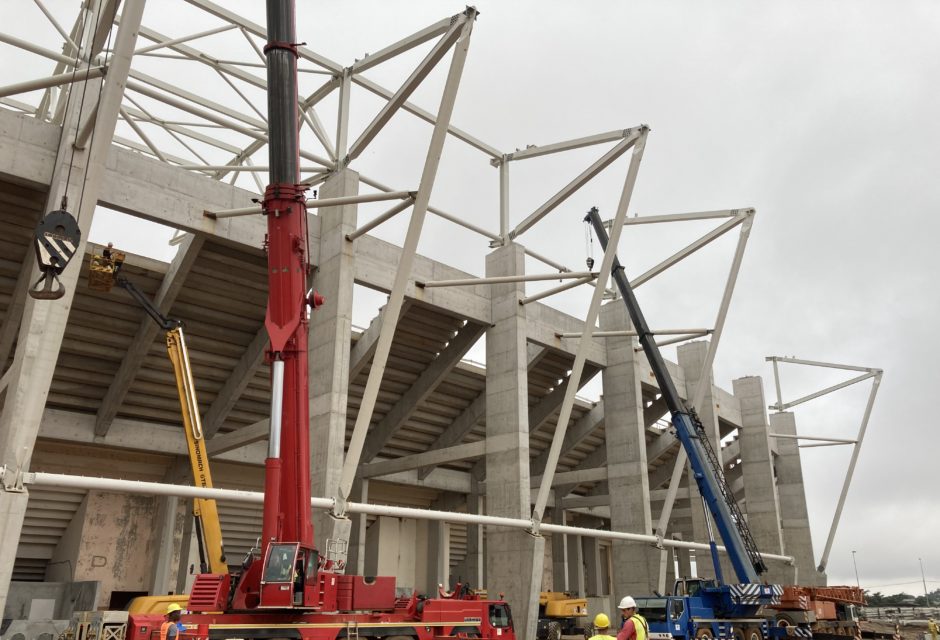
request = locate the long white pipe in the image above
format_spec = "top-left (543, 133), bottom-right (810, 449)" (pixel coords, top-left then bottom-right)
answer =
top-left (18, 470), bottom-right (794, 564)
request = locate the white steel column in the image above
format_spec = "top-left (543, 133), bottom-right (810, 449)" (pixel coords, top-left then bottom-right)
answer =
top-left (309, 169), bottom-right (359, 552)
top-left (0, 0), bottom-right (147, 614)
top-left (337, 13), bottom-right (476, 506)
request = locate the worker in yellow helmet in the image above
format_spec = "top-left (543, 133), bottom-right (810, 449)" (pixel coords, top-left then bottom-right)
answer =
top-left (927, 617), bottom-right (938, 640)
top-left (160, 603), bottom-right (184, 640)
top-left (589, 613), bottom-right (617, 640)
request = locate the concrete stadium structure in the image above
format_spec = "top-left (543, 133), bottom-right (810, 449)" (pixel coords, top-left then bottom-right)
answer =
top-left (0, 2), bottom-right (824, 637)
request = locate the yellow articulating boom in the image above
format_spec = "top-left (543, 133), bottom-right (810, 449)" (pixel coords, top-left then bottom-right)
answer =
top-left (166, 326), bottom-right (228, 575)
top-left (89, 246), bottom-right (228, 576)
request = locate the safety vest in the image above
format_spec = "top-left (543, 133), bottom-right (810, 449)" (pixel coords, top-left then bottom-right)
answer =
top-left (159, 622), bottom-right (180, 640)
top-left (631, 614), bottom-right (648, 640)
top-left (589, 635), bottom-right (617, 640)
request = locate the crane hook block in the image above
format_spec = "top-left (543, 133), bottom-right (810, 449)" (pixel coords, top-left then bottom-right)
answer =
top-left (28, 209), bottom-right (81, 301)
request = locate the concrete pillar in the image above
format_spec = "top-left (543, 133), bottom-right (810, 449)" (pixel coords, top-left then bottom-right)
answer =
top-left (484, 243), bottom-right (543, 639)
top-left (566, 531), bottom-right (586, 597)
top-left (583, 537), bottom-right (604, 597)
top-left (175, 507), bottom-right (198, 595)
top-left (551, 505), bottom-right (568, 592)
top-left (463, 483), bottom-right (485, 589)
top-left (346, 479), bottom-right (369, 576)
top-left (678, 340), bottom-right (727, 580)
top-left (149, 495), bottom-right (181, 595)
top-left (0, 2), bottom-right (146, 613)
top-left (43, 491), bottom-right (158, 607)
top-left (309, 169), bottom-right (359, 552)
top-left (771, 411), bottom-right (821, 585)
top-left (733, 376), bottom-right (789, 583)
top-left (151, 461), bottom-right (188, 595)
top-left (673, 533), bottom-right (692, 580)
top-left (600, 300), bottom-right (658, 594)
top-left (365, 516), bottom-right (419, 592)
top-left (423, 520), bottom-right (449, 592)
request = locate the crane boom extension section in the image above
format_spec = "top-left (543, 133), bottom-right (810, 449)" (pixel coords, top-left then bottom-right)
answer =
top-left (585, 208), bottom-right (765, 583)
top-left (102, 267), bottom-right (228, 576)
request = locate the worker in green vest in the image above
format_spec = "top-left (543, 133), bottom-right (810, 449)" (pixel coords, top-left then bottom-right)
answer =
top-left (616, 596), bottom-right (648, 640)
top-left (589, 613), bottom-right (617, 640)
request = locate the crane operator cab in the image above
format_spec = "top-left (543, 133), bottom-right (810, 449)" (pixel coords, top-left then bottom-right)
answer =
top-left (259, 543), bottom-right (320, 608)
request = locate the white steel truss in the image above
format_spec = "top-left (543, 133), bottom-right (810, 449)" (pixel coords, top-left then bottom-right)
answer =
top-left (765, 356), bottom-right (882, 573)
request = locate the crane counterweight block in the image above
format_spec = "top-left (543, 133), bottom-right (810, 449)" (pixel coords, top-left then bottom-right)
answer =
top-left (263, 182), bottom-right (309, 353)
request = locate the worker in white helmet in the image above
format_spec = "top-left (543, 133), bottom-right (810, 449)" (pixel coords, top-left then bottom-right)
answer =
top-left (616, 596), bottom-right (648, 640)
top-left (589, 613), bottom-right (616, 640)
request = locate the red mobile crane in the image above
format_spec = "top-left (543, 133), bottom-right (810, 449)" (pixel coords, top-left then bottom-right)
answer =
top-left (123, 3), bottom-right (514, 640)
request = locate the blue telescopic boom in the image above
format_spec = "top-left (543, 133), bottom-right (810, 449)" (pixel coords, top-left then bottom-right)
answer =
top-left (585, 207), bottom-right (765, 584)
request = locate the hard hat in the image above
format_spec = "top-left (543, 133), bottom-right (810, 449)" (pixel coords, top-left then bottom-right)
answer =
top-left (618, 596), bottom-right (637, 610)
top-left (166, 603), bottom-right (183, 614)
top-left (594, 613), bottom-right (611, 628)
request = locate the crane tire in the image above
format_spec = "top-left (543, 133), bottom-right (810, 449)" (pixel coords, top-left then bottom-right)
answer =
top-left (546, 621), bottom-right (563, 640)
top-left (696, 627), bottom-right (714, 640)
top-left (776, 614), bottom-right (798, 627)
top-left (743, 626), bottom-right (764, 640)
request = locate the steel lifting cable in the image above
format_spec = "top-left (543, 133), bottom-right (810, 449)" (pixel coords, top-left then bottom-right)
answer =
top-left (28, 1), bottom-right (114, 300)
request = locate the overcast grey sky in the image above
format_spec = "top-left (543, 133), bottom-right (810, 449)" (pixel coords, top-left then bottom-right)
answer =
top-left (2, 0), bottom-right (938, 595)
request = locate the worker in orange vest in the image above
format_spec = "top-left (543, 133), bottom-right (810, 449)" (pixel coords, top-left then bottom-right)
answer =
top-left (160, 603), bottom-right (184, 640)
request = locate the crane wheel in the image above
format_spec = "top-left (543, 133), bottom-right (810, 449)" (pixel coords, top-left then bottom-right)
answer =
top-left (546, 620), bottom-right (563, 640)
top-left (695, 628), bottom-right (714, 640)
top-left (776, 614), bottom-right (798, 627)
top-left (743, 626), bottom-right (763, 640)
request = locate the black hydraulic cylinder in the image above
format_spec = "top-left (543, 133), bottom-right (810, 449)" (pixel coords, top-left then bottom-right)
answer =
top-left (266, 0), bottom-right (299, 184)
top-left (585, 208), bottom-right (686, 414)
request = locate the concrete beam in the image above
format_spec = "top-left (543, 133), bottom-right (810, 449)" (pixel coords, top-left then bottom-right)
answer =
top-left (530, 399), bottom-right (604, 476)
top-left (40, 408), bottom-right (267, 464)
top-left (360, 441), bottom-right (486, 479)
top-left (95, 234), bottom-right (205, 436)
top-left (205, 418), bottom-right (269, 456)
top-left (203, 324), bottom-right (268, 438)
top-left (349, 302), bottom-right (412, 382)
top-left (528, 364), bottom-right (600, 438)
top-left (360, 322), bottom-right (485, 463)
top-left (417, 344), bottom-right (549, 480)
top-left (0, 4), bottom-right (147, 612)
top-left (532, 467), bottom-right (607, 488)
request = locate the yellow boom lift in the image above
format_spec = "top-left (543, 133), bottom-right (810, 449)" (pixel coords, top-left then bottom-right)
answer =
top-left (89, 247), bottom-right (228, 579)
